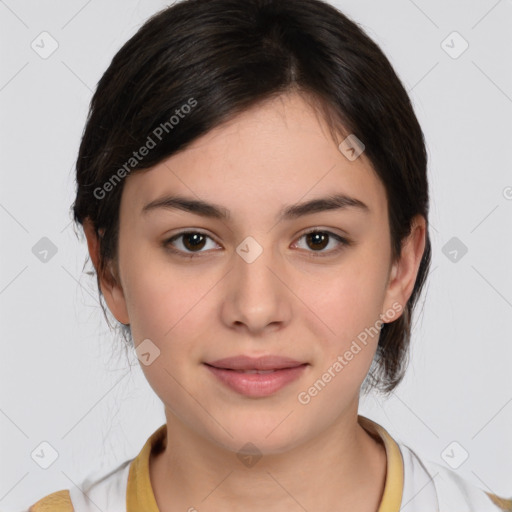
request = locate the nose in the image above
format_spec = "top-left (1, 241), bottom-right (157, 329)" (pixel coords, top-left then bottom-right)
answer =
top-left (220, 238), bottom-right (292, 335)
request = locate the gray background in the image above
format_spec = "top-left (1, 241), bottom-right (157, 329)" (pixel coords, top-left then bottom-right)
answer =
top-left (1, 0), bottom-right (511, 509)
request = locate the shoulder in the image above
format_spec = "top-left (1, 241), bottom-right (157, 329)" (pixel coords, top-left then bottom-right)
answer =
top-left (25, 459), bottom-right (132, 512)
top-left (398, 441), bottom-right (512, 512)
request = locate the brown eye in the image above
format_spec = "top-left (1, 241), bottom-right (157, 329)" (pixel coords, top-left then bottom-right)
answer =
top-left (163, 231), bottom-right (219, 257)
top-left (163, 228), bottom-right (351, 260)
top-left (293, 229), bottom-right (350, 257)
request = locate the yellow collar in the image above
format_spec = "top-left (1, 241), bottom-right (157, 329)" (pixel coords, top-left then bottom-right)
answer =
top-left (358, 415), bottom-right (404, 511)
top-left (127, 415), bottom-right (404, 511)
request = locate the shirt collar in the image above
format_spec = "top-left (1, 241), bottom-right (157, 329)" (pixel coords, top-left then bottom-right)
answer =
top-left (357, 415), bottom-right (404, 511)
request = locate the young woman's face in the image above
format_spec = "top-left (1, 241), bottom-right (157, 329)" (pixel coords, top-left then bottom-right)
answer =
top-left (102, 91), bottom-right (420, 454)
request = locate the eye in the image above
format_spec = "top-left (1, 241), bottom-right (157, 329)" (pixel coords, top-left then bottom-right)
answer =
top-left (162, 229), bottom-right (351, 259)
top-left (163, 231), bottom-right (220, 258)
top-left (292, 228), bottom-right (351, 257)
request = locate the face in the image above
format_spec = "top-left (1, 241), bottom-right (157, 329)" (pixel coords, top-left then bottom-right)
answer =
top-left (89, 91), bottom-right (424, 455)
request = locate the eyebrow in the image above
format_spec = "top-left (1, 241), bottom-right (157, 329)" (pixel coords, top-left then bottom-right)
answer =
top-left (141, 193), bottom-right (370, 221)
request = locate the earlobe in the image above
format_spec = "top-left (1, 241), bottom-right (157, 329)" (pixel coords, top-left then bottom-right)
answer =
top-left (82, 218), bottom-right (130, 325)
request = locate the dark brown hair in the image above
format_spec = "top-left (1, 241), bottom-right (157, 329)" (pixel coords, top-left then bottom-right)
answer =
top-left (72, 0), bottom-right (431, 396)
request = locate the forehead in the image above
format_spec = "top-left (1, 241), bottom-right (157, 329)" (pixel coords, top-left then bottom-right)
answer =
top-left (121, 92), bottom-right (388, 224)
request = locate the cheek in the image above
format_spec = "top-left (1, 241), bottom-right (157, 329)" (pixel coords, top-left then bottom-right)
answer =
top-left (314, 260), bottom-right (387, 336)
top-left (119, 242), bottom-right (180, 340)
top-left (123, 269), bottom-right (200, 343)
top-left (301, 254), bottom-right (388, 380)
top-left (120, 255), bottom-right (214, 404)
top-left (120, 246), bottom-right (223, 360)
top-left (293, 281), bottom-right (383, 414)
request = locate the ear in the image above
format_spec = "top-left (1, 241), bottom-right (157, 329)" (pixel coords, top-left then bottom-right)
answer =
top-left (83, 218), bottom-right (130, 325)
top-left (381, 215), bottom-right (427, 322)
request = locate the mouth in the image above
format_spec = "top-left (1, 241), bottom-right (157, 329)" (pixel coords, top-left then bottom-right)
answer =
top-left (203, 355), bottom-right (309, 397)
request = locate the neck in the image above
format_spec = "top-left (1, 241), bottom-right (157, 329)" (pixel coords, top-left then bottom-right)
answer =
top-left (149, 406), bottom-right (387, 512)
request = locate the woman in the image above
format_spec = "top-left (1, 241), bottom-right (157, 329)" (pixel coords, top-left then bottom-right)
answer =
top-left (26, 0), bottom-right (512, 510)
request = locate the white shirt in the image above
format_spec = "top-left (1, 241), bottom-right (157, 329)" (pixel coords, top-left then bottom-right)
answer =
top-left (24, 417), bottom-right (512, 512)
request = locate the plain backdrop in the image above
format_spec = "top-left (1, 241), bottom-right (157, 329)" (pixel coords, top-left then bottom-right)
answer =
top-left (1, 0), bottom-right (511, 509)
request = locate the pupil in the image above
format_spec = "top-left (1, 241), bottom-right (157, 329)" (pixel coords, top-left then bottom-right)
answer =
top-left (307, 232), bottom-right (328, 250)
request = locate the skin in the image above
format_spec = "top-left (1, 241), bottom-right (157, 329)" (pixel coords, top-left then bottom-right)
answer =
top-left (84, 91), bottom-right (426, 511)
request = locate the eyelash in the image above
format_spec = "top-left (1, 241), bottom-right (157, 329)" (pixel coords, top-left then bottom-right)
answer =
top-left (162, 228), bottom-right (351, 259)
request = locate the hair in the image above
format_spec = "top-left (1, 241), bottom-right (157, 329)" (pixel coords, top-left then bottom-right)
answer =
top-left (72, 0), bottom-right (431, 396)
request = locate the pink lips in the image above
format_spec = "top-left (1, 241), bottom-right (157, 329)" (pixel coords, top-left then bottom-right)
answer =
top-left (204, 355), bottom-right (308, 397)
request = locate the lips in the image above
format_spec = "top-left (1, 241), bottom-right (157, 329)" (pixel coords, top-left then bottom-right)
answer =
top-left (204, 355), bottom-right (309, 397)
top-left (205, 355), bottom-right (307, 372)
